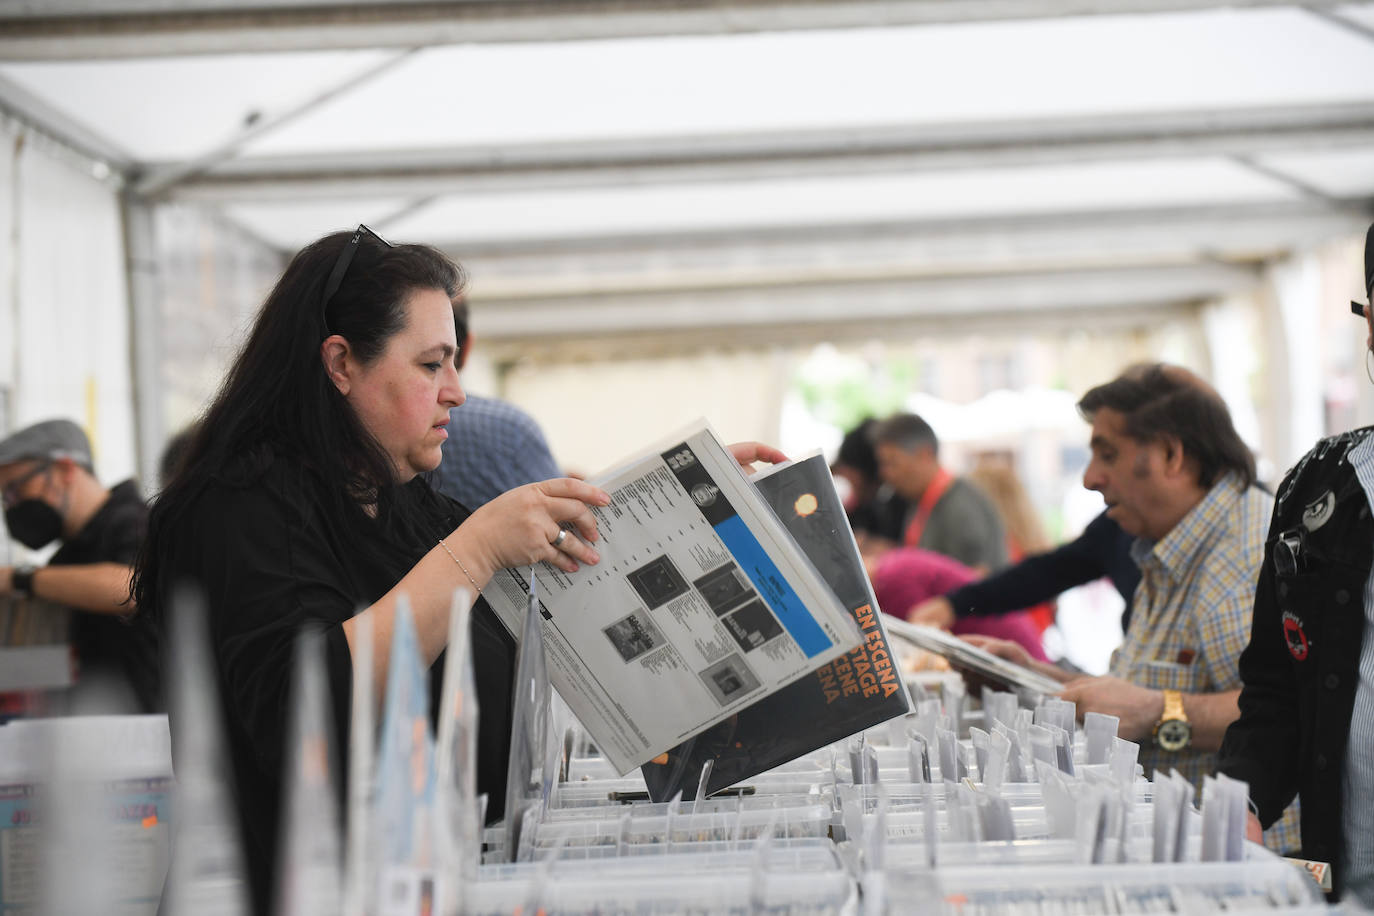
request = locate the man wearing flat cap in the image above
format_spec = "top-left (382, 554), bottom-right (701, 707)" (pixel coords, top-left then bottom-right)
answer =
top-left (0, 419), bottom-right (157, 711)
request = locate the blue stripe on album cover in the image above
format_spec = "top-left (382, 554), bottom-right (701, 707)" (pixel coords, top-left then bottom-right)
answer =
top-left (711, 514), bottom-right (832, 658)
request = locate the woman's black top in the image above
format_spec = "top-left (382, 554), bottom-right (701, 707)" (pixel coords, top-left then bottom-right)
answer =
top-left (159, 447), bottom-right (515, 915)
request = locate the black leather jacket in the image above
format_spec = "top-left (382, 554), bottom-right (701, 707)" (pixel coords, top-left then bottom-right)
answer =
top-left (1218, 428), bottom-right (1374, 896)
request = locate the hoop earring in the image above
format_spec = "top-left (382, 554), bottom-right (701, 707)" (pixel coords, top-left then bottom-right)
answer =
top-left (1366, 348), bottom-right (1374, 386)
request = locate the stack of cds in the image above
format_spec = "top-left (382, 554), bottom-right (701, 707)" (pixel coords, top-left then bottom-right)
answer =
top-left (0, 584), bottom-right (1339, 915)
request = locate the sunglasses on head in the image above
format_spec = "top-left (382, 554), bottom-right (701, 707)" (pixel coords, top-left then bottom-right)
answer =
top-left (321, 224), bottom-right (393, 335)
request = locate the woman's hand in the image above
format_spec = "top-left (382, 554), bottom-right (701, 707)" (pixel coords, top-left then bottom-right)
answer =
top-left (960, 633), bottom-right (1033, 668)
top-left (351, 478), bottom-right (608, 679)
top-left (727, 441), bottom-right (788, 475)
top-left (961, 633), bottom-right (1075, 686)
top-left (908, 597), bottom-right (956, 629)
top-left (460, 477), bottom-right (610, 575)
top-left (1245, 810), bottom-right (1263, 845)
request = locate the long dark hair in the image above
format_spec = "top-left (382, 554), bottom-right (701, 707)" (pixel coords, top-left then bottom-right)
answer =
top-left (133, 229), bottom-right (465, 620)
top-left (1077, 363), bottom-right (1256, 489)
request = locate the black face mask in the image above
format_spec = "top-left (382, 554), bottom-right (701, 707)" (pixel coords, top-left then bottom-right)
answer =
top-left (4, 499), bottom-right (64, 549)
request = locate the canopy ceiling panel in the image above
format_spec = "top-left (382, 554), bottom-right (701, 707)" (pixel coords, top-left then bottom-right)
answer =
top-left (1254, 149), bottom-right (1374, 198)
top-left (234, 9), bottom-right (1374, 155)
top-left (0, 0), bottom-right (1361, 58)
top-left (372, 158), bottom-right (1298, 248)
top-left (452, 202), bottom-right (1369, 286)
top-left (0, 49), bottom-right (392, 161)
top-left (153, 101), bottom-right (1374, 209)
top-left (468, 262), bottom-right (1259, 345)
top-left (2, 8), bottom-right (1371, 162)
top-left (1333, 1), bottom-right (1374, 26)
top-left (220, 197), bottom-right (419, 249)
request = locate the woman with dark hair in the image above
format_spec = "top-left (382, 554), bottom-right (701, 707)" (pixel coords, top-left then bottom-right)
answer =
top-left (134, 228), bottom-right (607, 911)
top-left (134, 226), bottom-right (784, 912)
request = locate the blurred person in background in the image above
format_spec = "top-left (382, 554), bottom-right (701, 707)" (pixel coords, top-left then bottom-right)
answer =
top-left (843, 430), bottom-right (1046, 660)
top-left (870, 412), bottom-right (1008, 571)
top-left (907, 459), bottom-right (1140, 660)
top-left (862, 457), bottom-right (1052, 661)
top-left (966, 363), bottom-right (1299, 854)
top-left (830, 417), bottom-right (908, 545)
top-left (865, 543), bottom-right (1049, 662)
top-left (968, 460), bottom-right (1051, 561)
top-left (907, 507), bottom-right (1138, 640)
top-left (0, 419), bottom-right (157, 712)
top-left (966, 461), bottom-right (1056, 635)
top-left (1219, 223), bottom-right (1374, 902)
top-left (431, 298), bottom-right (562, 510)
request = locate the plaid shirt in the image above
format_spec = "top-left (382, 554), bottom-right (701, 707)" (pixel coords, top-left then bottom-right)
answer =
top-left (1111, 474), bottom-right (1301, 854)
top-left (432, 394), bottom-right (562, 510)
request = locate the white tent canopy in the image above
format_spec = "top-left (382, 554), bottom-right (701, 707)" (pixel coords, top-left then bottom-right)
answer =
top-left (2, 2), bottom-right (1371, 340)
top-left (0, 0), bottom-right (1371, 478)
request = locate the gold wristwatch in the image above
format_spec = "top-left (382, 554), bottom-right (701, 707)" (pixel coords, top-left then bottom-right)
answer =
top-left (1152, 689), bottom-right (1192, 752)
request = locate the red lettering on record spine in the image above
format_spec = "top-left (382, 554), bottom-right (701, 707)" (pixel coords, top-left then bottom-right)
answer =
top-left (855, 604), bottom-right (876, 631)
top-left (815, 605), bottom-right (905, 701)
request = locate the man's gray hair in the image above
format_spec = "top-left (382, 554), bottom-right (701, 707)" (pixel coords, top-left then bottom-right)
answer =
top-left (869, 413), bottom-right (939, 456)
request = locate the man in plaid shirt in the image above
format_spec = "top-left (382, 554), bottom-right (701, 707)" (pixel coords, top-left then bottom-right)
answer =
top-left (969, 364), bottom-right (1300, 853)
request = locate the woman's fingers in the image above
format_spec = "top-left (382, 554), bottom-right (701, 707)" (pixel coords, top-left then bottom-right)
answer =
top-left (962, 634), bottom-right (1029, 667)
top-left (501, 478), bottom-right (608, 571)
top-left (555, 499), bottom-right (602, 544)
top-left (726, 441), bottom-right (788, 474)
top-left (548, 519), bottom-right (601, 566)
top-left (537, 476), bottom-right (610, 506)
top-left (531, 478), bottom-right (610, 543)
top-left (545, 536), bottom-right (582, 574)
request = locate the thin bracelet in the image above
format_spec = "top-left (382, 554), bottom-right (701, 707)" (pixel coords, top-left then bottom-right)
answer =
top-left (437, 536), bottom-right (482, 595)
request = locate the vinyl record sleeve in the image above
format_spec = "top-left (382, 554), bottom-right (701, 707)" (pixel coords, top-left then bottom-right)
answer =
top-left (882, 616), bottom-right (1066, 697)
top-left (482, 422), bottom-right (862, 775)
top-left (642, 451), bottom-right (913, 801)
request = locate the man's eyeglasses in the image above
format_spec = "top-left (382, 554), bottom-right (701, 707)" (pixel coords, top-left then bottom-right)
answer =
top-left (1, 462), bottom-right (51, 508)
top-left (321, 224), bottom-right (392, 335)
